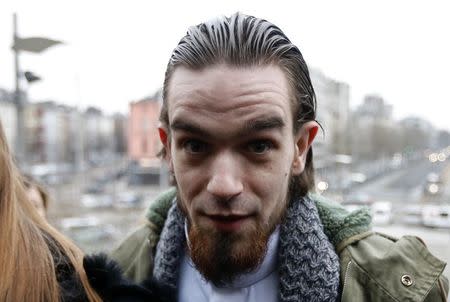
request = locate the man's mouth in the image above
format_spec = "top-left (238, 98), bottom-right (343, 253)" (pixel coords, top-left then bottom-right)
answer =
top-left (205, 214), bottom-right (253, 232)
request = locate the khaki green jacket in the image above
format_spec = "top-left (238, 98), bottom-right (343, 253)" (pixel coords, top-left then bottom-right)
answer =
top-left (111, 188), bottom-right (449, 302)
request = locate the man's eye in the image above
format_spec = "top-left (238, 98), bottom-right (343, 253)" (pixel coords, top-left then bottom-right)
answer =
top-left (248, 140), bottom-right (273, 154)
top-left (183, 139), bottom-right (208, 154)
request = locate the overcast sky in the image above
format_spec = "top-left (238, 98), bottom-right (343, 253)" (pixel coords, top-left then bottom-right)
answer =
top-left (1, 0), bottom-right (449, 131)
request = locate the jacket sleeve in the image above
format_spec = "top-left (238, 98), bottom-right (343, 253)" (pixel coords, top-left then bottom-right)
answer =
top-left (340, 234), bottom-right (448, 302)
top-left (423, 274), bottom-right (448, 302)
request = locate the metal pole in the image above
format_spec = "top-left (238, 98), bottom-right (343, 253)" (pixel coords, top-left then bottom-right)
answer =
top-left (74, 74), bottom-right (85, 173)
top-left (13, 13), bottom-right (25, 166)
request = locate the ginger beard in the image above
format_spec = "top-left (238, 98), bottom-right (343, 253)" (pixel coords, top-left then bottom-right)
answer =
top-left (176, 174), bottom-right (302, 286)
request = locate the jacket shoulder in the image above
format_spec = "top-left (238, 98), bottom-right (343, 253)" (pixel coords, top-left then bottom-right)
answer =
top-left (310, 193), bottom-right (372, 248)
top-left (110, 188), bottom-right (177, 282)
top-left (110, 223), bottom-right (156, 283)
top-left (340, 233), bottom-right (448, 302)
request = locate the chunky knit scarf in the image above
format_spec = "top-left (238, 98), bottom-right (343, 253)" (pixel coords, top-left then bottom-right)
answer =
top-left (153, 196), bottom-right (340, 302)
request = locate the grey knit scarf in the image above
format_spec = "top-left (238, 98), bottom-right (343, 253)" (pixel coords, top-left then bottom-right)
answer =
top-left (153, 196), bottom-right (340, 302)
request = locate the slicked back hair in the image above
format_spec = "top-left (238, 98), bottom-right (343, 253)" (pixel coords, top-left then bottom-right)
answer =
top-left (160, 12), bottom-right (317, 196)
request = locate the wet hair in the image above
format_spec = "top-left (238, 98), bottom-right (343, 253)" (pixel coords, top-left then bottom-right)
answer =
top-left (160, 12), bottom-right (316, 195)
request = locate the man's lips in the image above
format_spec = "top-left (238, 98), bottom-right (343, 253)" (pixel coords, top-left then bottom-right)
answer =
top-left (203, 214), bottom-right (253, 231)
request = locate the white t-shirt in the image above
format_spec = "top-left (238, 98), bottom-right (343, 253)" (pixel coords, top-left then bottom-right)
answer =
top-left (178, 225), bottom-right (280, 302)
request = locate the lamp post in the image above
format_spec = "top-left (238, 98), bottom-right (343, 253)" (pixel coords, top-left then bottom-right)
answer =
top-left (11, 12), bottom-right (63, 166)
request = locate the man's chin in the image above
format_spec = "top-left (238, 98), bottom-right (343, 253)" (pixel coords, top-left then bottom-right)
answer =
top-left (188, 223), bottom-right (268, 285)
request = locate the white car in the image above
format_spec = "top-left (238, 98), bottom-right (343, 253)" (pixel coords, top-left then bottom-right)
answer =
top-left (398, 204), bottom-right (423, 226)
top-left (81, 194), bottom-right (113, 208)
top-left (371, 201), bottom-right (393, 225)
top-left (60, 216), bottom-right (100, 230)
top-left (422, 204), bottom-right (450, 228)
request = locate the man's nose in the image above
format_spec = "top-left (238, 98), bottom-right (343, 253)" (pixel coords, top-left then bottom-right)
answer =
top-left (206, 152), bottom-right (243, 200)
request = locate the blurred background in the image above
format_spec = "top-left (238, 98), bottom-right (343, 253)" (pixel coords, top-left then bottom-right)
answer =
top-left (1, 0), bottom-right (449, 279)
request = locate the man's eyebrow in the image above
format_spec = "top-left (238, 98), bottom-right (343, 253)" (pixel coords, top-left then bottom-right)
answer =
top-left (171, 120), bottom-right (213, 138)
top-left (170, 116), bottom-right (285, 138)
top-left (242, 116), bottom-right (285, 134)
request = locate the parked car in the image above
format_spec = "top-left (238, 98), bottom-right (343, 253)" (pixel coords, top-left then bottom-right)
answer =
top-left (422, 204), bottom-right (450, 228)
top-left (81, 194), bottom-right (113, 208)
top-left (344, 192), bottom-right (372, 205)
top-left (398, 204), bottom-right (423, 226)
top-left (423, 172), bottom-right (443, 196)
top-left (84, 184), bottom-right (105, 194)
top-left (60, 216), bottom-right (117, 245)
top-left (70, 224), bottom-right (117, 243)
top-left (60, 216), bottom-right (100, 230)
top-left (341, 192), bottom-right (373, 213)
top-left (371, 201), bottom-right (393, 225)
top-left (114, 192), bottom-right (143, 208)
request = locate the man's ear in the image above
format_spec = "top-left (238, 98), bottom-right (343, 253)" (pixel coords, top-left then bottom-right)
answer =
top-left (292, 121), bottom-right (319, 175)
top-left (158, 126), bottom-right (173, 172)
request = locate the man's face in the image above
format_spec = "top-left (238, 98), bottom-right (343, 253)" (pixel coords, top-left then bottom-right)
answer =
top-left (162, 64), bottom-right (311, 284)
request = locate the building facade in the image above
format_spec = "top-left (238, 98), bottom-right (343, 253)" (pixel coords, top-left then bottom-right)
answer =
top-left (24, 101), bottom-right (70, 164)
top-left (0, 89), bottom-right (17, 151)
top-left (128, 91), bottom-right (162, 164)
top-left (310, 69), bottom-right (350, 168)
top-left (127, 90), bottom-right (164, 185)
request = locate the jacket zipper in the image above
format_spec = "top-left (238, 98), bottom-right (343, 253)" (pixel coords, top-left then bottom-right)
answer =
top-left (342, 260), bottom-right (352, 297)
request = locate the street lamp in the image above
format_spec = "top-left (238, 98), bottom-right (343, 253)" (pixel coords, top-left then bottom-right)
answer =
top-left (11, 13), bottom-right (63, 166)
top-left (24, 71), bottom-right (41, 83)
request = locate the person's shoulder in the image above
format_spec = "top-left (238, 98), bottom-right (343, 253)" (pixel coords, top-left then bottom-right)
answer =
top-left (109, 223), bottom-right (156, 282)
top-left (339, 232), bottom-right (448, 302)
top-left (50, 248), bottom-right (88, 302)
top-left (144, 187), bottom-right (177, 231)
top-left (309, 193), bottom-right (373, 248)
top-left (109, 188), bottom-right (177, 282)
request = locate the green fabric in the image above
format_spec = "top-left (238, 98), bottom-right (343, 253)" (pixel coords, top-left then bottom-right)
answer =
top-left (110, 223), bottom-right (154, 281)
top-left (309, 193), bottom-right (373, 248)
top-left (340, 234), bottom-right (448, 302)
top-left (110, 188), bottom-right (448, 301)
top-left (145, 187), bottom-right (176, 237)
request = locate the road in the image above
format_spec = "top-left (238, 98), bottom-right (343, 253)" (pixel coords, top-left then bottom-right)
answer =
top-left (342, 159), bottom-right (450, 279)
top-left (351, 159), bottom-right (447, 202)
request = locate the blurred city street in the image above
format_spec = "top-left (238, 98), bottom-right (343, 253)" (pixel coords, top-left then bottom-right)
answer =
top-left (44, 160), bottom-right (169, 253)
top-left (39, 154), bottom-right (450, 280)
top-left (328, 157), bottom-right (450, 279)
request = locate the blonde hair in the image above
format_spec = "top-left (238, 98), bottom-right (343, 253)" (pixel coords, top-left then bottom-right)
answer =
top-left (0, 121), bottom-right (101, 301)
top-left (23, 174), bottom-right (50, 212)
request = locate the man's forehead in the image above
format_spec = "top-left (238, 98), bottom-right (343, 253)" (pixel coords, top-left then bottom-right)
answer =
top-left (167, 64), bottom-right (291, 100)
top-left (166, 64), bottom-right (293, 123)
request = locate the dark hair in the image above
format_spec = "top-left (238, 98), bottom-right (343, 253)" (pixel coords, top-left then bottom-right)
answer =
top-left (160, 12), bottom-right (317, 195)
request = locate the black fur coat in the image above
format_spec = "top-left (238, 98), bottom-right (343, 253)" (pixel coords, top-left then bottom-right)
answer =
top-left (83, 254), bottom-right (174, 302)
